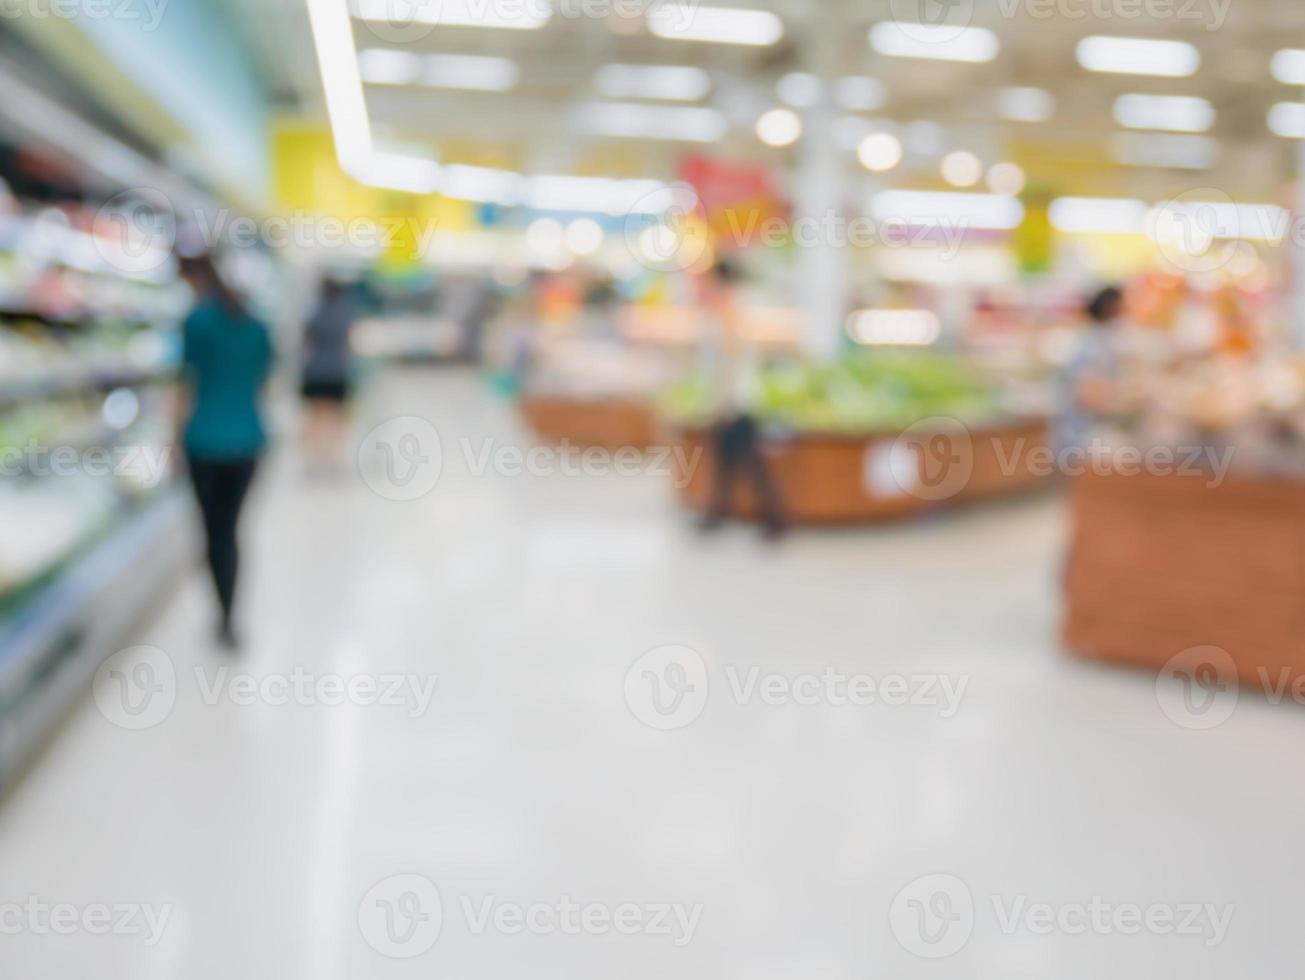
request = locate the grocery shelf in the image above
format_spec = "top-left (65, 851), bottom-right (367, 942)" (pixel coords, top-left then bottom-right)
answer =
top-left (0, 490), bottom-right (194, 792)
top-left (0, 365), bottom-right (174, 407)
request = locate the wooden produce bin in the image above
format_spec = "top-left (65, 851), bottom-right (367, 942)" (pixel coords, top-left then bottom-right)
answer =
top-left (672, 416), bottom-right (1051, 524)
top-left (520, 395), bottom-right (659, 450)
top-left (1064, 469), bottom-right (1305, 689)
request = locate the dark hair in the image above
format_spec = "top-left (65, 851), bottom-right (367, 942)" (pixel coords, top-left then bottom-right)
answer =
top-left (320, 277), bottom-right (347, 301)
top-left (179, 253), bottom-right (251, 321)
top-left (1085, 286), bottom-right (1123, 324)
top-left (707, 257), bottom-right (742, 285)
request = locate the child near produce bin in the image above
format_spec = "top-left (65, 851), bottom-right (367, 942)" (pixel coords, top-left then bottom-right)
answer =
top-left (177, 254), bottom-right (273, 650)
top-left (696, 259), bottom-right (786, 540)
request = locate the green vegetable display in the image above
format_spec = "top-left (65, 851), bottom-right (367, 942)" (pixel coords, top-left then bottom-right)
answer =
top-left (660, 351), bottom-right (1005, 434)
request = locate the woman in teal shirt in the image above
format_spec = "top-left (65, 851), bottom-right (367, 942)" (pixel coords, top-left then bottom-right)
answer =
top-left (178, 254), bottom-right (273, 649)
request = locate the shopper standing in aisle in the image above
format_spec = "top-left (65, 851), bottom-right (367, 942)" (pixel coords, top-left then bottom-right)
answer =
top-left (177, 254), bottom-right (273, 649)
top-left (299, 277), bottom-right (356, 471)
top-left (697, 259), bottom-right (787, 539)
top-left (1057, 285), bottom-right (1124, 450)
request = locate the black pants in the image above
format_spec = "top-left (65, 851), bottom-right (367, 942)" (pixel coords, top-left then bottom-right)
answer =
top-left (705, 415), bottom-right (786, 531)
top-left (188, 456), bottom-right (259, 626)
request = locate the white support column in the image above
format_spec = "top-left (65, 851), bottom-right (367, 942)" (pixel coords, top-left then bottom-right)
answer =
top-left (795, 63), bottom-right (849, 362)
top-left (1294, 136), bottom-right (1305, 348)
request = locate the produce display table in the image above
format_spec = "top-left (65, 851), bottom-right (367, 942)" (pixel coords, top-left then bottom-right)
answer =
top-left (671, 416), bottom-right (1051, 524)
top-left (1064, 469), bottom-right (1305, 689)
top-left (520, 395), bottom-right (659, 450)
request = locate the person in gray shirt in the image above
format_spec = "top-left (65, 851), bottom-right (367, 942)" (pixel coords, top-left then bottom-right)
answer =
top-left (300, 278), bottom-right (357, 469)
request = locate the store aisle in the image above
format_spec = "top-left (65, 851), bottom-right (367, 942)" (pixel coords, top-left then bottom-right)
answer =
top-left (2, 367), bottom-right (1302, 978)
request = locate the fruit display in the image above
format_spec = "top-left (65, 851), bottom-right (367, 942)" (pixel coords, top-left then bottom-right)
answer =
top-left (1092, 351), bottom-right (1305, 478)
top-left (660, 350), bottom-right (1006, 434)
top-left (528, 337), bottom-right (680, 400)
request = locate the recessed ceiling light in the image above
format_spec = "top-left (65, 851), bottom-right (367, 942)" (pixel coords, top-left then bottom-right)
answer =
top-left (1076, 36), bottom-right (1200, 77)
top-left (904, 120), bottom-right (946, 155)
top-left (835, 76), bottom-right (886, 111)
top-left (997, 87), bottom-right (1054, 123)
top-left (869, 23), bottom-right (999, 62)
top-left (564, 218), bottom-right (604, 254)
top-left (941, 150), bottom-right (982, 187)
top-left (594, 64), bottom-right (711, 101)
top-left (985, 162), bottom-right (1025, 196)
top-left (777, 72), bottom-right (822, 108)
top-left (1113, 94), bottom-right (1214, 133)
top-left (756, 108), bottom-right (802, 146)
top-left (858, 132), bottom-right (902, 171)
top-left (647, 6), bottom-right (784, 46)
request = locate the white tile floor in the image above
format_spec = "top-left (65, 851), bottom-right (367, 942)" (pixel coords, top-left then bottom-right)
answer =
top-left (2, 366), bottom-right (1303, 977)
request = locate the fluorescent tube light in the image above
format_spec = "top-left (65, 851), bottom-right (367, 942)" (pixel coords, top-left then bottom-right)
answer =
top-left (1049, 197), bottom-right (1147, 234)
top-left (575, 101), bottom-right (727, 142)
top-left (308, 0), bottom-right (373, 172)
top-left (1111, 132), bottom-right (1217, 169)
top-left (1268, 102), bottom-right (1305, 138)
top-left (351, 0), bottom-right (550, 29)
top-left (1076, 35), bottom-right (1200, 77)
top-left (871, 190), bottom-right (1024, 230)
top-left (423, 54), bottom-right (519, 90)
top-left (358, 48), bottom-right (422, 85)
top-left (523, 175), bottom-right (670, 214)
top-left (647, 6), bottom-right (783, 46)
top-left (308, 0), bottom-right (445, 193)
top-left (869, 23), bottom-right (998, 62)
top-left (1146, 201), bottom-right (1286, 242)
top-left (439, 164), bottom-right (522, 205)
top-left (593, 64), bottom-right (711, 101)
top-left (1113, 94), bottom-right (1213, 132)
top-left (997, 86), bottom-right (1054, 123)
top-left (1271, 49), bottom-right (1305, 85)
